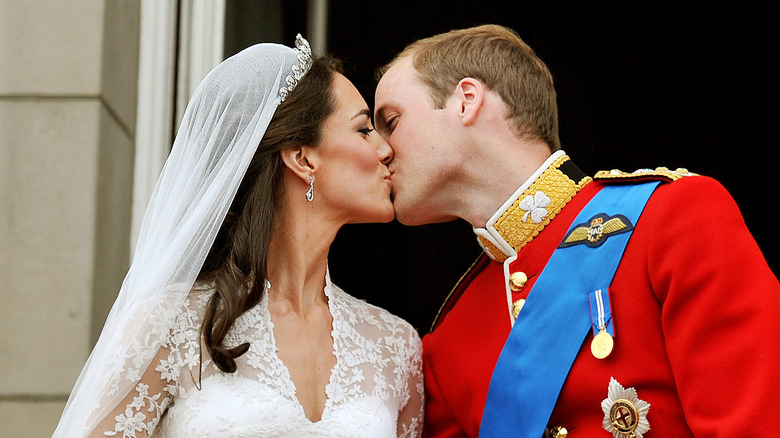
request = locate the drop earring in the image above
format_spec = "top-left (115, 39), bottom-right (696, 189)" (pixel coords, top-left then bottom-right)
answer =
top-left (306, 175), bottom-right (314, 202)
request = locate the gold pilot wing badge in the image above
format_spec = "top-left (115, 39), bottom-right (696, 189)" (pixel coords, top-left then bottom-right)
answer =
top-left (601, 377), bottom-right (651, 438)
top-left (559, 213), bottom-right (633, 248)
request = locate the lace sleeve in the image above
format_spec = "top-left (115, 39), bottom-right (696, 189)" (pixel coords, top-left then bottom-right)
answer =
top-left (85, 294), bottom-right (203, 437)
top-left (397, 327), bottom-right (424, 438)
top-left (88, 344), bottom-right (177, 437)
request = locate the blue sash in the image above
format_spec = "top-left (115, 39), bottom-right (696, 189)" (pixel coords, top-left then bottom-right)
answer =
top-left (479, 182), bottom-right (660, 438)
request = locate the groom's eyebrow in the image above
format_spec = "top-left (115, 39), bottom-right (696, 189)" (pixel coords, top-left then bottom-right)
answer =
top-left (374, 106), bottom-right (389, 134)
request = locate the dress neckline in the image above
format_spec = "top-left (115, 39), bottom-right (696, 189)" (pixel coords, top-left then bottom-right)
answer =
top-left (260, 275), bottom-right (341, 424)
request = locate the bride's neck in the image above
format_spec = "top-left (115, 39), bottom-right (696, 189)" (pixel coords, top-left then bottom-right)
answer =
top-left (265, 201), bottom-right (338, 315)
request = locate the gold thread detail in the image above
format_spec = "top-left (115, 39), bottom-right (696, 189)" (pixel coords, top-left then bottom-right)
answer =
top-left (594, 167), bottom-right (697, 183)
top-left (477, 235), bottom-right (505, 261)
top-left (492, 155), bottom-right (589, 258)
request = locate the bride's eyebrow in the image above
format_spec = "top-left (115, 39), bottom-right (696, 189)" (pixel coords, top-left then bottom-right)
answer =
top-left (351, 109), bottom-right (371, 120)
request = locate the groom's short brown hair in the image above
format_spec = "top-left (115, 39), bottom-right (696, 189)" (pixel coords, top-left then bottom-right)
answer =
top-left (378, 24), bottom-right (560, 151)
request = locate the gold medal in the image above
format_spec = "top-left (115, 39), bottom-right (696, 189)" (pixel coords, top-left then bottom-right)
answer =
top-left (591, 328), bottom-right (614, 359)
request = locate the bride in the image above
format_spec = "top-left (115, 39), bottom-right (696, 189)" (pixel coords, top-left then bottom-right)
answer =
top-left (52, 35), bottom-right (423, 437)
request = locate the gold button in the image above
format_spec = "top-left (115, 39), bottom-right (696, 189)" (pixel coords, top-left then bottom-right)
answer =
top-left (509, 271), bottom-right (527, 291)
top-left (511, 299), bottom-right (526, 319)
top-left (551, 425), bottom-right (568, 438)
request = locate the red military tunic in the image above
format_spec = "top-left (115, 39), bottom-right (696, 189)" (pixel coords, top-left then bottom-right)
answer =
top-left (423, 152), bottom-right (780, 437)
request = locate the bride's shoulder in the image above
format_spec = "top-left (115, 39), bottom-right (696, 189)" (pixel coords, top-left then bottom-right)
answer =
top-left (138, 281), bottom-right (214, 322)
top-left (331, 283), bottom-right (420, 341)
top-left (187, 281), bottom-right (216, 307)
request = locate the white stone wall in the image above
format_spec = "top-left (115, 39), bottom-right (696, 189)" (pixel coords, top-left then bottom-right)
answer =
top-left (0, 0), bottom-right (139, 435)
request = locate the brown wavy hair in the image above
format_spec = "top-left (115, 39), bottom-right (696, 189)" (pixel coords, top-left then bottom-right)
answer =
top-left (197, 54), bottom-right (343, 373)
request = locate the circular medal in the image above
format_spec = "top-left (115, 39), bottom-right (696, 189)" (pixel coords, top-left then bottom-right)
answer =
top-left (609, 399), bottom-right (639, 434)
top-left (591, 329), bottom-right (614, 359)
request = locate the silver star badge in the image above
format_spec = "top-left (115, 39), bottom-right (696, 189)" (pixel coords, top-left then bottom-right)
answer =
top-left (601, 377), bottom-right (651, 438)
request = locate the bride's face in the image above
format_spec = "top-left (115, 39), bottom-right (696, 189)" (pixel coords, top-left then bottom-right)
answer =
top-left (310, 73), bottom-right (395, 224)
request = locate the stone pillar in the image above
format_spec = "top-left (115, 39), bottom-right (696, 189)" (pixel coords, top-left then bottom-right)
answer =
top-left (0, 0), bottom-right (139, 435)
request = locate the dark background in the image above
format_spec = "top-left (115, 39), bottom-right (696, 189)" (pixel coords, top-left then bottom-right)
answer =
top-left (227, 1), bottom-right (776, 335)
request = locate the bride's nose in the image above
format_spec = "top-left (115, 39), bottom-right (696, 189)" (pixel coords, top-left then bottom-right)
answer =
top-left (375, 136), bottom-right (394, 165)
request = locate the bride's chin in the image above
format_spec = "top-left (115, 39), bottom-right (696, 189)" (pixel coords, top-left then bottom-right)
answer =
top-left (344, 202), bottom-right (395, 225)
top-left (381, 206), bottom-right (396, 223)
top-left (374, 203), bottom-right (396, 224)
top-left (370, 203), bottom-right (395, 224)
top-left (374, 193), bottom-right (395, 223)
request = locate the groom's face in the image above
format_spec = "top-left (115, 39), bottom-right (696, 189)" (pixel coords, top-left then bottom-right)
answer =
top-left (374, 57), bottom-right (460, 225)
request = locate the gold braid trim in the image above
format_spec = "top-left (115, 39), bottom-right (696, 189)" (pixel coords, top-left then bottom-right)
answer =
top-left (490, 155), bottom-right (591, 262)
top-left (594, 166), bottom-right (697, 182)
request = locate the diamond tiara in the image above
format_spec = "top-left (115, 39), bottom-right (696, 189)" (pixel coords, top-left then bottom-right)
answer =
top-left (278, 34), bottom-right (313, 103)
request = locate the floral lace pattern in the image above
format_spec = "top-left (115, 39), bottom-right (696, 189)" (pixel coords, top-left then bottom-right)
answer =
top-left (93, 278), bottom-right (423, 437)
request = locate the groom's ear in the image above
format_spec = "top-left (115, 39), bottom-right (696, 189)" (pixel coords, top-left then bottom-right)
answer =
top-left (455, 77), bottom-right (485, 126)
top-left (280, 146), bottom-right (317, 182)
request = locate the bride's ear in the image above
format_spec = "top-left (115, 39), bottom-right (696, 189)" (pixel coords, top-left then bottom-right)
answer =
top-left (280, 146), bottom-right (317, 182)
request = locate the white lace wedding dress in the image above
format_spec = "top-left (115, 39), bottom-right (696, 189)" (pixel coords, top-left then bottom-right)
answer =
top-left (93, 276), bottom-right (424, 437)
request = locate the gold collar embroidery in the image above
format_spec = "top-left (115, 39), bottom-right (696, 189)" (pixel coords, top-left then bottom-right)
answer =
top-left (475, 152), bottom-right (591, 262)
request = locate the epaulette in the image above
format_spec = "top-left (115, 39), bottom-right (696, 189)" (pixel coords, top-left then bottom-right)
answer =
top-left (594, 166), bottom-right (698, 183)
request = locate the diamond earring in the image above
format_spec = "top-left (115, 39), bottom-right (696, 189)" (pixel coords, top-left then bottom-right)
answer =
top-left (306, 175), bottom-right (314, 202)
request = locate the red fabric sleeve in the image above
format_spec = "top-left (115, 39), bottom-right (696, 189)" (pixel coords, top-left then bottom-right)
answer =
top-left (646, 176), bottom-right (780, 435)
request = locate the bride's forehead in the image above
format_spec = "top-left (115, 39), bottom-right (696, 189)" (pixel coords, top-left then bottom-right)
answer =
top-left (331, 74), bottom-right (361, 99)
top-left (329, 74), bottom-right (369, 114)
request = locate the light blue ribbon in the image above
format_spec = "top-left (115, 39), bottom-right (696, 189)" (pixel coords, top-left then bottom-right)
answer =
top-left (589, 288), bottom-right (614, 336)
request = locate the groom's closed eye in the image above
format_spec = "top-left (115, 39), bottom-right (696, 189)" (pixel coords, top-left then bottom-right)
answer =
top-left (374, 109), bottom-right (397, 139)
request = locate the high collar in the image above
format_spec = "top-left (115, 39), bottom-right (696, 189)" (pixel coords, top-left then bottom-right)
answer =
top-left (473, 151), bottom-right (592, 262)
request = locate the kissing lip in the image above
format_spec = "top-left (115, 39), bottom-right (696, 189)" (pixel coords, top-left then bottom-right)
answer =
top-left (382, 172), bottom-right (393, 191)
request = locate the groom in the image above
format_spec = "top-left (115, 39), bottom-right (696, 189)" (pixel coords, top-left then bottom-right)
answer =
top-left (374, 24), bottom-right (780, 437)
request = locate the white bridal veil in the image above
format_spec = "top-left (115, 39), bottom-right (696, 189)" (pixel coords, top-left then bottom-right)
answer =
top-left (53, 36), bottom-right (312, 437)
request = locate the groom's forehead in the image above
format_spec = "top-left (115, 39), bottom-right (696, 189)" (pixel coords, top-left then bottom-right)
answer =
top-left (377, 57), bottom-right (417, 91)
